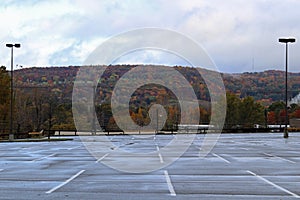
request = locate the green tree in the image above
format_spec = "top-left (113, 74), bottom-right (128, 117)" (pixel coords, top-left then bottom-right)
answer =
top-left (0, 66), bottom-right (10, 103)
top-left (225, 92), bottom-right (265, 128)
top-left (0, 66), bottom-right (10, 133)
top-left (225, 92), bottom-right (240, 128)
top-left (239, 96), bottom-right (265, 128)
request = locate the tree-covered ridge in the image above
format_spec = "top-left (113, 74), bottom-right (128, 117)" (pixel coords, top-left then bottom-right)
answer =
top-left (14, 66), bottom-right (300, 103)
top-left (223, 70), bottom-right (300, 102)
top-left (0, 64), bottom-right (298, 135)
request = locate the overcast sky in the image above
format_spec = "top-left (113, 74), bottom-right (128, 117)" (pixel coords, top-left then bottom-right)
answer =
top-left (0, 0), bottom-right (299, 73)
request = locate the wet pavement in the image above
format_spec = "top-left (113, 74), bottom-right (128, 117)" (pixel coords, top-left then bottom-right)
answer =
top-left (0, 133), bottom-right (299, 199)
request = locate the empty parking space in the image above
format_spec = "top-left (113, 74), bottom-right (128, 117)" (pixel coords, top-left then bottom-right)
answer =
top-left (0, 133), bottom-right (299, 199)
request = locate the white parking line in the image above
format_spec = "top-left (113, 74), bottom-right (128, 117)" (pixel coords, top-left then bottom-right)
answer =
top-left (46, 170), bottom-right (85, 194)
top-left (240, 147), bottom-right (249, 151)
top-left (247, 170), bottom-right (300, 198)
top-left (95, 153), bottom-right (109, 163)
top-left (156, 145), bottom-right (164, 163)
top-left (156, 146), bottom-right (160, 151)
top-left (212, 153), bottom-right (231, 163)
top-left (164, 170), bottom-right (176, 196)
top-left (263, 153), bottom-right (296, 164)
top-left (31, 153), bottom-right (56, 162)
top-left (67, 146), bottom-right (81, 151)
top-left (158, 153), bottom-right (164, 163)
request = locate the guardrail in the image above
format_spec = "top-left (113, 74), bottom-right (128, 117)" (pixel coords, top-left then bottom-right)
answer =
top-left (1, 126), bottom-right (296, 141)
top-left (52, 129), bottom-right (125, 136)
top-left (176, 124), bottom-right (214, 134)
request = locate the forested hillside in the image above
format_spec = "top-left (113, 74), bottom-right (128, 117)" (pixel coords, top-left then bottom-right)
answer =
top-left (0, 65), bottom-right (299, 135)
top-left (224, 70), bottom-right (300, 102)
top-left (14, 65), bottom-right (300, 103)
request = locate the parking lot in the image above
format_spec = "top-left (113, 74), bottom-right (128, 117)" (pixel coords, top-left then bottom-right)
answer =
top-left (0, 132), bottom-right (299, 199)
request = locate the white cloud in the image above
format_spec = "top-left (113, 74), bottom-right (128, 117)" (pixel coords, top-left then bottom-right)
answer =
top-left (0, 0), bottom-right (299, 72)
top-left (112, 49), bottom-right (190, 67)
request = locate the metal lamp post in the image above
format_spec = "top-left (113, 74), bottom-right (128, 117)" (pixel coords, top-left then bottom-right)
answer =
top-left (6, 43), bottom-right (21, 141)
top-left (278, 38), bottom-right (296, 138)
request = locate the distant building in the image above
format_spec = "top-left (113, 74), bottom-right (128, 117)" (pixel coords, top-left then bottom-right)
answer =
top-left (289, 93), bottom-right (300, 106)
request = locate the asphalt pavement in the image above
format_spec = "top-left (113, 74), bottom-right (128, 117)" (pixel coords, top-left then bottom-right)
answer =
top-left (0, 132), bottom-right (299, 199)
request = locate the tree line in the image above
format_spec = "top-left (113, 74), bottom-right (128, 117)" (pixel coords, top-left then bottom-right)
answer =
top-left (1, 65), bottom-right (300, 137)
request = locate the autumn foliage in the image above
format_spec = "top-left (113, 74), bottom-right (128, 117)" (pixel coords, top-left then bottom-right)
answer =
top-left (0, 65), bottom-right (299, 134)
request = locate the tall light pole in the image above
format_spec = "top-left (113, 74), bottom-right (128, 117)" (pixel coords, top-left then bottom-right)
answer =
top-left (6, 43), bottom-right (21, 141)
top-left (278, 38), bottom-right (296, 138)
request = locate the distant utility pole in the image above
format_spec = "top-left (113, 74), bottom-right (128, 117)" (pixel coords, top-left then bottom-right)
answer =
top-left (278, 38), bottom-right (296, 138)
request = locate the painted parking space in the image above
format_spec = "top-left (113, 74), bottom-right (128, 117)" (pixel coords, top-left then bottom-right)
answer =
top-left (0, 133), bottom-right (299, 199)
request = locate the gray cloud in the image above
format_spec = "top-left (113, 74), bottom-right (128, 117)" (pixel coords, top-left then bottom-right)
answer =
top-left (0, 0), bottom-right (299, 73)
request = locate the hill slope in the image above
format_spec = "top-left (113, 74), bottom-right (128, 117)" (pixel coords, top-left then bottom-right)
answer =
top-left (14, 66), bottom-right (300, 104)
